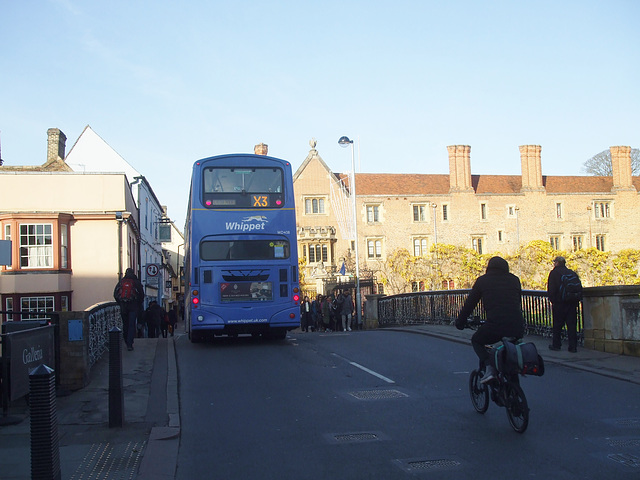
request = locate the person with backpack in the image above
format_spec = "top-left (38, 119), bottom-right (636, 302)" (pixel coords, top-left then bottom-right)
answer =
top-left (113, 268), bottom-right (145, 351)
top-left (547, 256), bottom-right (583, 353)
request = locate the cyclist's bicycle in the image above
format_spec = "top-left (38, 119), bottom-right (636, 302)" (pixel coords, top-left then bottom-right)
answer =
top-left (465, 320), bottom-right (530, 433)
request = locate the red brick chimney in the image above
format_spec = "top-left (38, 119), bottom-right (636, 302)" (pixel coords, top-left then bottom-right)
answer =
top-left (254, 143), bottom-right (268, 156)
top-left (610, 146), bottom-right (634, 191)
top-left (447, 145), bottom-right (473, 192)
top-left (519, 145), bottom-right (544, 191)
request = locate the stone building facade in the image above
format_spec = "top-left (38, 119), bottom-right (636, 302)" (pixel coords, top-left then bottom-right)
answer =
top-left (293, 142), bottom-right (638, 294)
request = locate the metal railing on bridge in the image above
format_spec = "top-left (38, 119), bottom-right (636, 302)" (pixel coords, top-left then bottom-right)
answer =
top-left (377, 290), bottom-right (583, 345)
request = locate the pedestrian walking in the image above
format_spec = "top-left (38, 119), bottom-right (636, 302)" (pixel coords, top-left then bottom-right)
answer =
top-left (160, 307), bottom-right (170, 338)
top-left (144, 300), bottom-right (164, 338)
top-left (113, 268), bottom-right (145, 351)
top-left (168, 305), bottom-right (178, 336)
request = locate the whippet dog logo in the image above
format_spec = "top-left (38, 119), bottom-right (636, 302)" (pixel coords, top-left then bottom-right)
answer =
top-left (242, 215), bottom-right (267, 222)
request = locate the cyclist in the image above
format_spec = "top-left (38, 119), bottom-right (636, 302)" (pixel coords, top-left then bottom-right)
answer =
top-left (455, 256), bottom-right (525, 383)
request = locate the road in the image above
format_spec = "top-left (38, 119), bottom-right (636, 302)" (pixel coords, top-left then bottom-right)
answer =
top-left (174, 330), bottom-right (640, 479)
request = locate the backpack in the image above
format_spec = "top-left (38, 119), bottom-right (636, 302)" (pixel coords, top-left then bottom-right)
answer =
top-left (559, 270), bottom-right (583, 303)
top-left (117, 278), bottom-right (138, 303)
top-left (494, 339), bottom-right (545, 377)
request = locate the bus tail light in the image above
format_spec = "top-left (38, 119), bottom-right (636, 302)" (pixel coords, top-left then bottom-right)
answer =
top-left (293, 294), bottom-right (300, 303)
top-left (192, 290), bottom-right (199, 308)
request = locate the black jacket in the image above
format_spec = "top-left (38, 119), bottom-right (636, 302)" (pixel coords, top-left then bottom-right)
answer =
top-left (455, 256), bottom-right (524, 336)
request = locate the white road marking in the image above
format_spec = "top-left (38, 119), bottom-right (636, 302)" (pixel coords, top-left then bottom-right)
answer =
top-left (331, 353), bottom-right (395, 384)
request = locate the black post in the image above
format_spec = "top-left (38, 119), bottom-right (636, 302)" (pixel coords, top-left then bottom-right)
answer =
top-left (29, 364), bottom-right (61, 480)
top-left (1, 334), bottom-right (8, 417)
top-left (48, 313), bottom-right (61, 390)
top-left (109, 327), bottom-right (124, 428)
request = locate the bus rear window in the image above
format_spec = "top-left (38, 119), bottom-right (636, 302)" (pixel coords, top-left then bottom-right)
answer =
top-left (200, 240), bottom-right (290, 261)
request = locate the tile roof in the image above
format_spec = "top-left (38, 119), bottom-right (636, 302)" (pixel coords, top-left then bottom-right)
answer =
top-left (347, 172), bottom-right (639, 195)
top-left (350, 173), bottom-right (450, 195)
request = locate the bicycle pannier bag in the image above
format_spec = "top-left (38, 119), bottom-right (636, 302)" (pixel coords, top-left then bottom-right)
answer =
top-left (494, 339), bottom-right (545, 377)
top-left (516, 342), bottom-right (545, 377)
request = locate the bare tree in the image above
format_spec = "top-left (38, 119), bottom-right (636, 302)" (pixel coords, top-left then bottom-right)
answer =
top-left (583, 148), bottom-right (640, 176)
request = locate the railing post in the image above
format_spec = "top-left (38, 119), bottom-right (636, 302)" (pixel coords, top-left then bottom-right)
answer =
top-left (29, 364), bottom-right (61, 480)
top-left (108, 327), bottom-right (124, 428)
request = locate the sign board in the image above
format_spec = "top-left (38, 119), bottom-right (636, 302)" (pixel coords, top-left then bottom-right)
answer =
top-left (0, 240), bottom-right (11, 266)
top-left (5, 326), bottom-right (56, 401)
top-left (159, 224), bottom-right (172, 242)
top-left (146, 263), bottom-right (159, 277)
top-left (68, 319), bottom-right (83, 341)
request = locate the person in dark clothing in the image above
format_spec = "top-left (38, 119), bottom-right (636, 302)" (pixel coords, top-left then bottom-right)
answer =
top-left (340, 291), bottom-right (354, 332)
top-left (145, 301), bottom-right (164, 338)
top-left (455, 256), bottom-right (525, 383)
top-left (300, 296), bottom-right (312, 332)
top-left (160, 307), bottom-right (170, 338)
top-left (547, 256), bottom-right (581, 353)
top-left (168, 305), bottom-right (178, 336)
top-left (113, 268), bottom-right (145, 351)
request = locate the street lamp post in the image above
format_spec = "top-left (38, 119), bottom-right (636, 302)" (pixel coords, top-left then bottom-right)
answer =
top-left (587, 205), bottom-right (593, 248)
top-left (338, 136), bottom-right (362, 328)
top-left (515, 206), bottom-right (520, 248)
top-left (431, 203), bottom-right (438, 288)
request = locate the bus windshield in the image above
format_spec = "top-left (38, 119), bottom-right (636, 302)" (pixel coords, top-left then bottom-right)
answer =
top-left (203, 167), bottom-right (283, 194)
top-left (200, 239), bottom-right (290, 261)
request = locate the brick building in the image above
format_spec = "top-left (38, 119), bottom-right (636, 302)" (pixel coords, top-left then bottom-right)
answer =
top-left (293, 142), bottom-right (637, 294)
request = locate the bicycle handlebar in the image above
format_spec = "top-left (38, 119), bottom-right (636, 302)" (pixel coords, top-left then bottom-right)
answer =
top-left (463, 316), bottom-right (484, 329)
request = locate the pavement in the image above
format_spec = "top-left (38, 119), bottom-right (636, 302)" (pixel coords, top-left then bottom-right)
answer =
top-left (1, 323), bottom-right (640, 479)
top-left (0, 335), bottom-right (180, 480)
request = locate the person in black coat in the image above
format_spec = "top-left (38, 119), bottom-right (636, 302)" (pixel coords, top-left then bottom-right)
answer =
top-left (547, 256), bottom-right (581, 353)
top-left (455, 256), bottom-right (525, 383)
top-left (113, 268), bottom-right (145, 351)
top-left (144, 300), bottom-right (164, 338)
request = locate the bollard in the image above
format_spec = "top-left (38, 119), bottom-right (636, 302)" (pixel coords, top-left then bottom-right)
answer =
top-left (109, 327), bottom-right (124, 428)
top-left (29, 364), bottom-right (61, 480)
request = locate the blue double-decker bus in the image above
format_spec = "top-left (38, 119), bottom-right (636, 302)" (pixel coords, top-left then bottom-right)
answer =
top-left (184, 154), bottom-right (300, 342)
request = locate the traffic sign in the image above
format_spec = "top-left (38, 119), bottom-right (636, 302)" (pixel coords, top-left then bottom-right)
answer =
top-left (146, 263), bottom-right (159, 277)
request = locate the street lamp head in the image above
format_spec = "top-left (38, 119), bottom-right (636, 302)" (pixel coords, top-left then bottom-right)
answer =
top-left (338, 136), bottom-right (353, 147)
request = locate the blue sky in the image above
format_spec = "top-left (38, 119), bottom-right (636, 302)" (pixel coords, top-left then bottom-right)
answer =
top-left (1, 0), bottom-right (638, 228)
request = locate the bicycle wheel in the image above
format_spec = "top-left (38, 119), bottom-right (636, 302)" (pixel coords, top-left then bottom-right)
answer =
top-left (504, 382), bottom-right (529, 433)
top-left (469, 369), bottom-right (489, 413)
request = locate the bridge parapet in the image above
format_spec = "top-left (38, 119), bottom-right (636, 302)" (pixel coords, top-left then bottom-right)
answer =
top-left (56, 302), bottom-right (121, 390)
top-left (372, 286), bottom-right (640, 357)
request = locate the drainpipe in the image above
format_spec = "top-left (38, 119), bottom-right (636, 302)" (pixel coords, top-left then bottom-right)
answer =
top-left (116, 212), bottom-right (124, 279)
